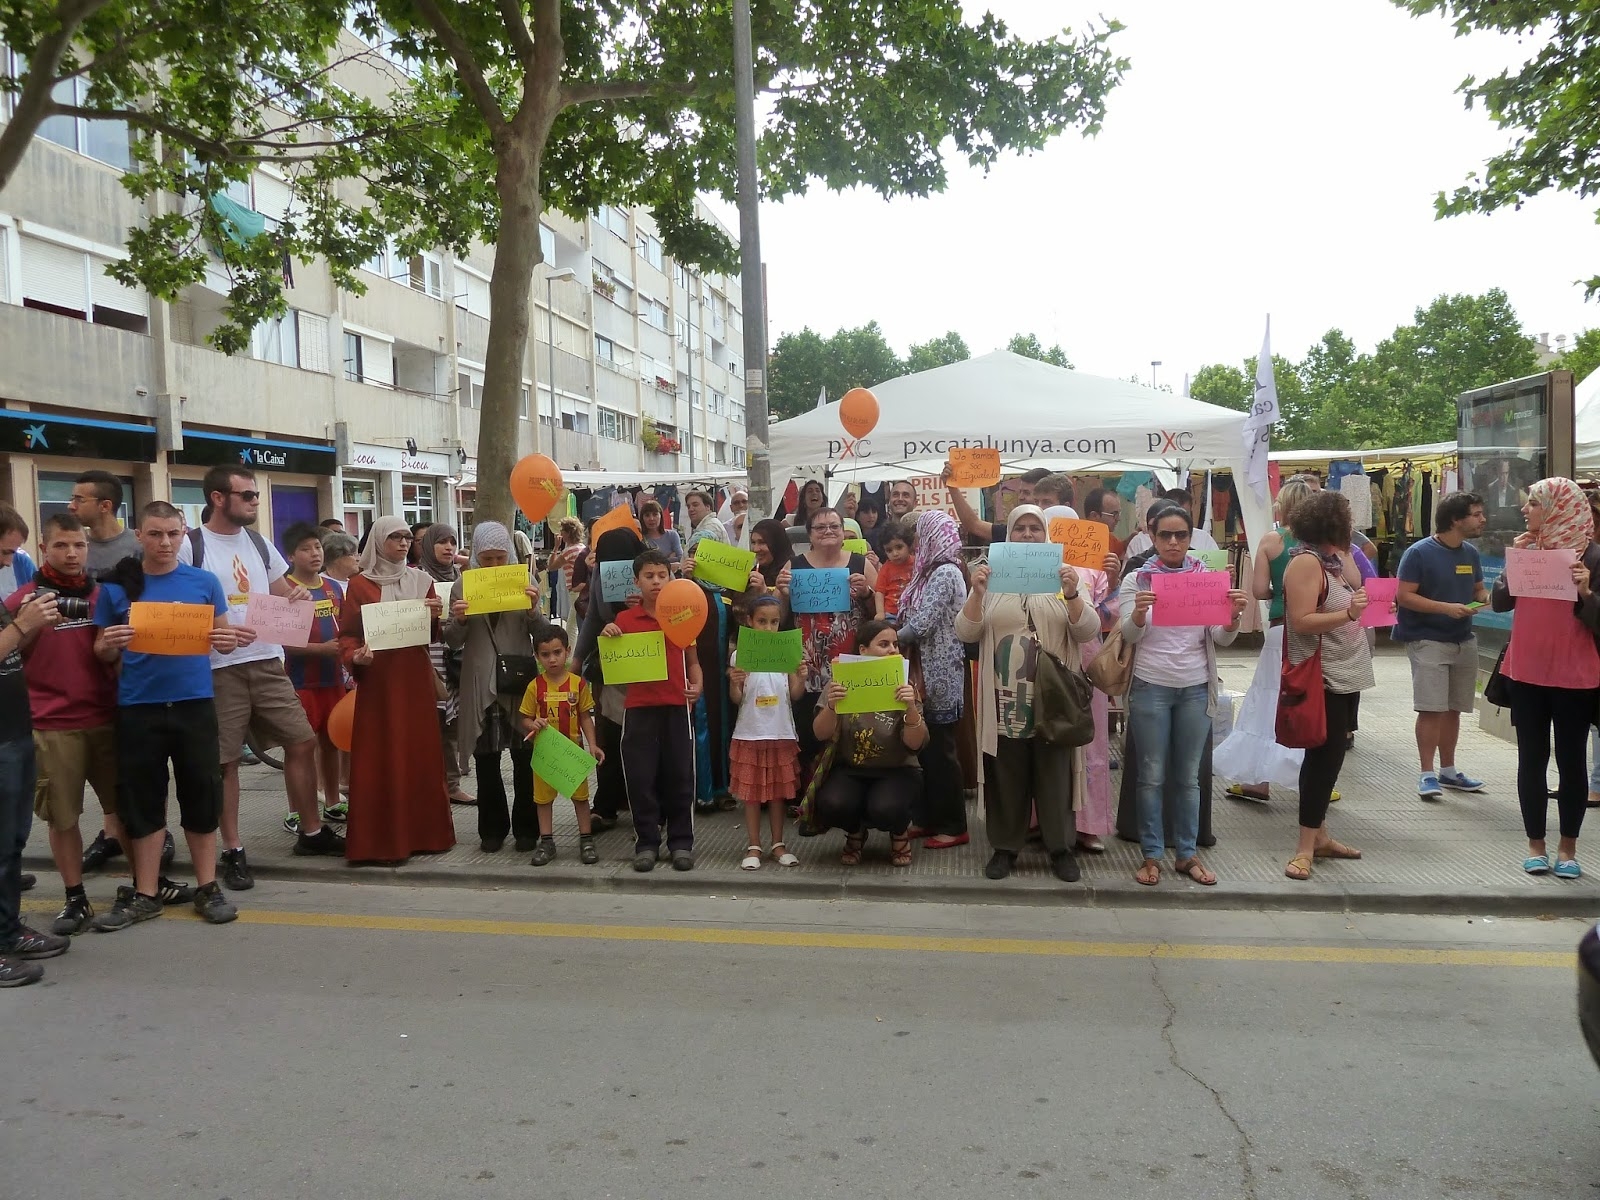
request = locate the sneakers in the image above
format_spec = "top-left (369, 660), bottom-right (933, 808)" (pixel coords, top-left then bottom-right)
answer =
top-left (219, 848), bottom-right (254, 891)
top-left (1555, 859), bottom-right (1584, 880)
top-left (579, 835), bottom-right (599, 865)
top-left (631, 850), bottom-right (656, 873)
top-left (90, 887), bottom-right (162, 932)
top-left (192, 881), bottom-right (238, 924)
top-left (52, 894), bottom-right (94, 936)
top-left (283, 812), bottom-right (300, 835)
top-left (530, 837), bottom-right (557, 867)
top-left (0, 957), bottom-right (43, 987)
top-left (156, 876), bottom-right (195, 905)
top-left (3, 925), bottom-right (70, 960)
top-left (323, 801), bottom-right (349, 823)
top-left (161, 830), bottom-right (175, 870)
top-left (1438, 767), bottom-right (1486, 793)
top-left (82, 830), bottom-right (122, 872)
top-left (294, 826), bottom-right (345, 856)
top-left (671, 849), bottom-right (695, 872)
top-left (1419, 773), bottom-right (1444, 801)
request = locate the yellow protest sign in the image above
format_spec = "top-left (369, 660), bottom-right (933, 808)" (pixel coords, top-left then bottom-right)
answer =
top-left (1048, 518), bottom-right (1111, 570)
top-left (127, 602), bottom-right (215, 655)
top-left (691, 539), bottom-right (756, 592)
top-left (832, 655), bottom-right (907, 714)
top-left (462, 564), bottom-right (533, 615)
top-left (946, 448), bottom-right (1002, 489)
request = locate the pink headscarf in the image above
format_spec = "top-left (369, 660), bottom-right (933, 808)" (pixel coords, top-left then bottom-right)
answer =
top-left (898, 510), bottom-right (963, 616)
top-left (1525, 477), bottom-right (1593, 553)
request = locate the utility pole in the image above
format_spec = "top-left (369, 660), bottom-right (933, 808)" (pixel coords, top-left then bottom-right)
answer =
top-left (732, 0), bottom-right (771, 519)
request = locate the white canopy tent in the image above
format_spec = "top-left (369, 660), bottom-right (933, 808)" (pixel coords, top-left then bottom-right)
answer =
top-left (767, 351), bottom-right (1275, 552)
top-left (1571, 369), bottom-right (1600, 474)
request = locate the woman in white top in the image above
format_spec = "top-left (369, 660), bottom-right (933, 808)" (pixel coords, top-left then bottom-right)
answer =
top-left (1118, 506), bottom-right (1248, 886)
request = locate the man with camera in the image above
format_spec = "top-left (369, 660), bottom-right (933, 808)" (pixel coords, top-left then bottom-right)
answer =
top-left (6, 515), bottom-right (137, 934)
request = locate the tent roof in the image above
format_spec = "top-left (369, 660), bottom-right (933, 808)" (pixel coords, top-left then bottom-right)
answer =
top-left (1574, 369), bottom-right (1600, 474)
top-left (767, 351), bottom-right (1249, 480)
top-left (1270, 441), bottom-right (1456, 464)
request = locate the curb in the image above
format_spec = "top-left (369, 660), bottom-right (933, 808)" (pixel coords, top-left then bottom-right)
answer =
top-left (29, 850), bottom-right (1599, 920)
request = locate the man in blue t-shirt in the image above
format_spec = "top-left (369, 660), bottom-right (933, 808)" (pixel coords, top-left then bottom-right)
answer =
top-left (89, 502), bottom-right (242, 932)
top-left (1394, 492), bottom-right (1490, 801)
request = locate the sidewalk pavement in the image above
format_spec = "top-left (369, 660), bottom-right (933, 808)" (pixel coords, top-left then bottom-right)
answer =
top-left (23, 646), bottom-right (1600, 917)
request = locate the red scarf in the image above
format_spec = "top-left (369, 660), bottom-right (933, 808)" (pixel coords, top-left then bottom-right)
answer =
top-left (36, 562), bottom-right (94, 597)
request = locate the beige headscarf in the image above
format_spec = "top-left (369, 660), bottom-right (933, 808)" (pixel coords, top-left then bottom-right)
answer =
top-left (359, 515), bottom-right (435, 601)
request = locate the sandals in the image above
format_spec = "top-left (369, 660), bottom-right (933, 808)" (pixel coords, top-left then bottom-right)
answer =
top-left (741, 845), bottom-right (763, 871)
top-left (1172, 857), bottom-right (1217, 886)
top-left (1285, 854), bottom-right (1313, 881)
top-left (1313, 838), bottom-right (1361, 860)
top-left (1134, 859), bottom-right (1161, 886)
top-left (1225, 784), bottom-right (1270, 802)
top-left (841, 833), bottom-right (866, 866)
top-left (770, 842), bottom-right (799, 867)
top-left (889, 836), bottom-right (912, 868)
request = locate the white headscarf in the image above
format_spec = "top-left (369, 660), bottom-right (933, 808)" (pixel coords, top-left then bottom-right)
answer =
top-left (358, 515), bottom-right (435, 601)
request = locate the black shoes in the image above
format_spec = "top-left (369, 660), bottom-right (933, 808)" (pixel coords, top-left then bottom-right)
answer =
top-left (579, 835), bottom-right (599, 865)
top-left (589, 813), bottom-right (617, 833)
top-left (82, 830), bottom-right (122, 872)
top-left (3, 925), bottom-right (69, 960)
top-left (985, 850), bottom-right (1017, 880)
top-left (514, 836), bottom-right (539, 853)
top-left (293, 826), bottom-right (345, 856)
top-left (19, 873), bottom-right (35, 891)
top-left (156, 876), bottom-right (195, 905)
top-left (52, 894), bottom-right (94, 936)
top-left (480, 837), bottom-right (505, 853)
top-left (1050, 850), bottom-right (1081, 883)
top-left (161, 830), bottom-right (175, 870)
top-left (192, 881), bottom-right (238, 924)
top-left (90, 887), bottom-right (163, 932)
top-left (219, 848), bottom-right (254, 891)
top-left (0, 957), bottom-right (43, 987)
top-left (530, 837), bottom-right (557, 867)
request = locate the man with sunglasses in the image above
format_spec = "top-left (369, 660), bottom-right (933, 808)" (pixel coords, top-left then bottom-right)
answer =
top-left (179, 466), bottom-right (343, 891)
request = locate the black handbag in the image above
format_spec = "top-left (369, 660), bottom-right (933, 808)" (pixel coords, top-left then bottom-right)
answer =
top-left (485, 616), bottom-right (542, 698)
top-left (1023, 598), bottom-right (1095, 747)
top-left (1483, 644), bottom-right (1512, 709)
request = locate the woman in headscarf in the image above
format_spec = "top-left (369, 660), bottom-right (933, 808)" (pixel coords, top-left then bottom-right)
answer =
top-left (442, 522), bottom-right (545, 855)
top-left (895, 510), bottom-right (971, 849)
top-left (417, 523), bottom-right (471, 805)
top-left (574, 526), bottom-right (647, 830)
top-left (1040, 504), bottom-right (1120, 854)
top-left (955, 505), bottom-right (1100, 883)
top-left (338, 516), bottom-right (456, 864)
top-left (1491, 476), bottom-right (1600, 879)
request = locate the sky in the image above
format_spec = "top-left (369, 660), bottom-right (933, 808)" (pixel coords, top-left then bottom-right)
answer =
top-left (712, 0), bottom-right (1599, 388)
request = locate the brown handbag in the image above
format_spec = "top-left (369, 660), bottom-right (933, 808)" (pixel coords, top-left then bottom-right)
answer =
top-left (1086, 625), bottom-right (1135, 697)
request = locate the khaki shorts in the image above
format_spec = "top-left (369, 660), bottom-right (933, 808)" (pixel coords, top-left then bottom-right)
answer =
top-left (214, 658), bottom-right (315, 763)
top-left (33, 725), bottom-right (119, 832)
top-left (1407, 636), bottom-right (1478, 713)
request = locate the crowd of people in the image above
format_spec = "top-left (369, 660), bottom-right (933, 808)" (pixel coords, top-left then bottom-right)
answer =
top-left (1, 462), bottom-right (1595, 988)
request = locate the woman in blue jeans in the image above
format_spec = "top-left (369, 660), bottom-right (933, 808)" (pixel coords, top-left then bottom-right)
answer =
top-left (1117, 506), bottom-right (1248, 886)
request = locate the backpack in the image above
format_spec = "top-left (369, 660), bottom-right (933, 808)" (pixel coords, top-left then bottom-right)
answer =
top-left (187, 526), bottom-right (272, 573)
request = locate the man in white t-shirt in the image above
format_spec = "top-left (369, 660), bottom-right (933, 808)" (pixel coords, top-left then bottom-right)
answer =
top-left (179, 466), bottom-right (343, 890)
top-left (1125, 487), bottom-right (1220, 559)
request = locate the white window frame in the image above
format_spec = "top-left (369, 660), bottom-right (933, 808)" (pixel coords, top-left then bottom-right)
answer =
top-left (597, 407), bottom-right (636, 443)
top-left (636, 231), bottom-right (663, 270)
top-left (251, 308), bottom-right (300, 367)
top-left (342, 323), bottom-right (394, 387)
top-left (25, 68), bottom-right (132, 170)
top-left (456, 261), bottom-right (491, 318)
top-left (408, 250), bottom-right (443, 299)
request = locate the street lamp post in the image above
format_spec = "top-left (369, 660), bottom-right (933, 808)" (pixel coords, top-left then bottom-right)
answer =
top-left (544, 267), bottom-right (578, 458)
top-left (1151, 360), bottom-right (1162, 390)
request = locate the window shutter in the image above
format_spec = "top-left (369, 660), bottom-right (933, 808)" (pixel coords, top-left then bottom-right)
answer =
top-left (466, 274), bottom-right (490, 317)
top-left (296, 312), bottom-right (329, 373)
top-left (91, 256), bottom-right (148, 316)
top-left (364, 336), bottom-right (393, 386)
top-left (253, 173), bottom-right (292, 222)
top-left (0, 232), bottom-right (9, 304)
top-left (20, 236), bottom-right (86, 311)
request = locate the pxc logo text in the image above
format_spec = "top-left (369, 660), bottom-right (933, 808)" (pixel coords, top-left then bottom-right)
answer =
top-left (1146, 430), bottom-right (1195, 454)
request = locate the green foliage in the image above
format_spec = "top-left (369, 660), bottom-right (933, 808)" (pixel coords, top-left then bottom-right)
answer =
top-left (904, 330), bottom-right (970, 375)
top-left (1397, 0), bottom-right (1600, 296)
top-left (768, 322), bottom-right (905, 421)
top-left (1554, 328), bottom-right (1600, 385)
top-left (1188, 363), bottom-right (1250, 412)
top-left (1005, 331), bottom-right (1073, 368)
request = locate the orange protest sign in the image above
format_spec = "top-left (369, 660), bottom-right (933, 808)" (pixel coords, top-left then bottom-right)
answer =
top-left (1048, 518), bottom-right (1111, 570)
top-left (946, 448), bottom-right (1002, 489)
top-left (127, 601), bottom-right (215, 655)
top-left (589, 503), bottom-right (640, 541)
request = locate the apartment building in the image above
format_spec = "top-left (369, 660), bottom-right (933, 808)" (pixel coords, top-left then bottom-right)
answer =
top-left (0, 34), bottom-right (747, 546)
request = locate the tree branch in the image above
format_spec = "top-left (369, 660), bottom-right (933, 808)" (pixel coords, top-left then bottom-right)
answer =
top-left (0, 0), bottom-right (115, 191)
top-left (560, 78), bottom-right (696, 107)
top-left (408, 0), bottom-right (509, 138)
top-left (496, 0), bottom-right (537, 66)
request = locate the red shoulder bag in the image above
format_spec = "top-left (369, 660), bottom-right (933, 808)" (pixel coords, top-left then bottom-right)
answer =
top-left (1275, 566), bottom-right (1328, 749)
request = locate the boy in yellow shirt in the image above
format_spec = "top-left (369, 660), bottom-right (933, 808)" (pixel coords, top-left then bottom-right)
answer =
top-left (518, 627), bottom-right (601, 865)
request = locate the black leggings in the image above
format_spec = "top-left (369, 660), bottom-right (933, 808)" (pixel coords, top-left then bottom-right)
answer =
top-left (1510, 681), bottom-right (1596, 841)
top-left (815, 769), bottom-right (918, 836)
top-left (912, 720), bottom-right (966, 836)
top-left (1298, 691), bottom-right (1358, 830)
top-left (590, 714), bottom-right (627, 819)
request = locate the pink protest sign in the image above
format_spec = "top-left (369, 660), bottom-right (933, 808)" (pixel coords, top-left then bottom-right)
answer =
top-left (1150, 571), bottom-right (1233, 626)
top-left (243, 593), bottom-right (315, 647)
top-left (1360, 577), bottom-right (1400, 628)
top-left (1505, 547), bottom-right (1578, 601)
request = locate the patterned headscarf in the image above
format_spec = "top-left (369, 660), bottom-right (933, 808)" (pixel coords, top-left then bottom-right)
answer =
top-left (468, 521), bottom-right (514, 569)
top-left (1527, 477), bottom-right (1594, 552)
top-left (899, 510), bottom-right (962, 616)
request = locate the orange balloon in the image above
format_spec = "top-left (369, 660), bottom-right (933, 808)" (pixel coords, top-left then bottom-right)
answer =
top-left (327, 689), bottom-right (357, 753)
top-left (590, 503), bottom-right (641, 541)
top-left (839, 387), bottom-right (879, 440)
top-left (656, 578), bottom-right (708, 648)
top-left (510, 454), bottom-right (564, 523)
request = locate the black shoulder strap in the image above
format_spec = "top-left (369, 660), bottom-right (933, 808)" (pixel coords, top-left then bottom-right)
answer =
top-left (246, 528), bottom-right (272, 572)
top-left (187, 527), bottom-right (205, 569)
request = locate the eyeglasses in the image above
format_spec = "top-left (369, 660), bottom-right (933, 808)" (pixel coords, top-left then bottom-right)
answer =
top-left (386, 533), bottom-right (414, 544)
top-left (69, 493), bottom-right (103, 506)
top-left (229, 490), bottom-right (262, 502)
top-left (811, 524), bottom-right (843, 533)
top-left (1154, 529), bottom-right (1191, 542)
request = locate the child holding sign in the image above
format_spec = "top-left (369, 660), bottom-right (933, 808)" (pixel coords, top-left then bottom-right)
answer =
top-left (519, 627), bottom-right (601, 866)
top-left (601, 549), bottom-right (703, 872)
top-left (728, 597), bottom-right (804, 869)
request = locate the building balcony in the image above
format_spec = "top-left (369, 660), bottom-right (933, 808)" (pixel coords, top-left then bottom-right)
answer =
top-left (0, 303), bottom-right (155, 418)
top-left (174, 343), bottom-right (337, 437)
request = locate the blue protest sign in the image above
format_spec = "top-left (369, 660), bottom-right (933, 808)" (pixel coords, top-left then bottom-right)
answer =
top-left (987, 542), bottom-right (1064, 595)
top-left (598, 559), bottom-right (640, 604)
top-left (789, 567), bottom-right (852, 613)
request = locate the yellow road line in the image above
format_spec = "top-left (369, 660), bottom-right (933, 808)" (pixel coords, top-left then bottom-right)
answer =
top-left (23, 901), bottom-right (1572, 967)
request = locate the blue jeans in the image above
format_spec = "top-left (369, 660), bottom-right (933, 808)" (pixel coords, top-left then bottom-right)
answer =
top-left (0, 735), bottom-right (38, 945)
top-left (1128, 680), bottom-right (1211, 862)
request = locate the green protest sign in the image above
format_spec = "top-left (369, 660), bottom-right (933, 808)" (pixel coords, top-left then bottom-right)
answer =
top-left (736, 626), bottom-right (803, 674)
top-left (598, 632), bottom-right (669, 684)
top-left (530, 727), bottom-right (596, 798)
top-left (691, 539), bottom-right (757, 592)
top-left (842, 538), bottom-right (872, 557)
top-left (1196, 549), bottom-right (1230, 572)
top-left (832, 655), bottom-right (907, 714)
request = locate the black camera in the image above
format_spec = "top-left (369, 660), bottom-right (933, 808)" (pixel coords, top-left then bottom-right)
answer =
top-left (35, 591), bottom-right (92, 620)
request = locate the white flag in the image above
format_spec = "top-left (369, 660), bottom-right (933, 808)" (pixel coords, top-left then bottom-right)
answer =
top-left (815, 386), bottom-right (827, 410)
top-left (1244, 316), bottom-right (1278, 501)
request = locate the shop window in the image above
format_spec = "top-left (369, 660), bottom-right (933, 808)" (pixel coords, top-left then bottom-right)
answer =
top-left (402, 481), bottom-right (434, 526)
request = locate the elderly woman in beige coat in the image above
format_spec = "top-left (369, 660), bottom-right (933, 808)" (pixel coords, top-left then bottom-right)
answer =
top-left (441, 521), bottom-right (547, 855)
top-left (954, 505), bottom-right (1100, 884)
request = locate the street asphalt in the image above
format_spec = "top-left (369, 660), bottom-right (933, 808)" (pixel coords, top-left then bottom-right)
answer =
top-left (4, 883), bottom-right (1596, 1200)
